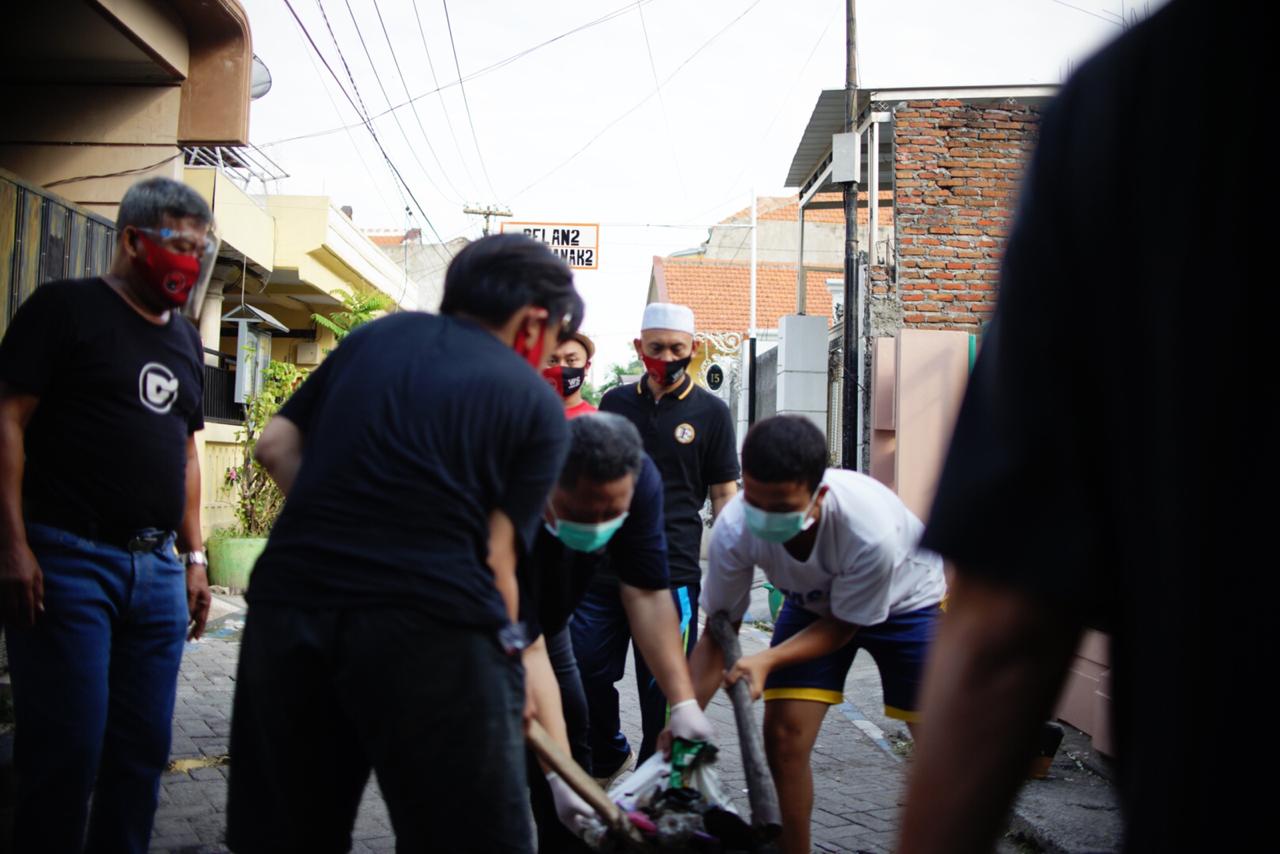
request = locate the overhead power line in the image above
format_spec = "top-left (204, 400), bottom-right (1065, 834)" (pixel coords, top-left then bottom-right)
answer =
top-left (284, 0), bottom-right (452, 262)
top-left (371, 0), bottom-right (470, 203)
top-left (440, 0), bottom-right (498, 199)
top-left (314, 0), bottom-right (375, 121)
top-left (341, 0), bottom-right (463, 206)
top-left (635, 1), bottom-right (687, 200)
top-left (409, 0), bottom-right (480, 195)
top-left (289, 4), bottom-right (403, 227)
top-left (1048, 0), bottom-right (1124, 26)
top-left (260, 0), bottom-right (654, 150)
top-left (510, 0), bottom-right (767, 200)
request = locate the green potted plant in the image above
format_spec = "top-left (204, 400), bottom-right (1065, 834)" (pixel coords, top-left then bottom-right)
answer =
top-left (206, 360), bottom-right (303, 592)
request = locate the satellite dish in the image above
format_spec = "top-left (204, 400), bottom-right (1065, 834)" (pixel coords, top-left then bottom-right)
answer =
top-left (250, 55), bottom-right (272, 100)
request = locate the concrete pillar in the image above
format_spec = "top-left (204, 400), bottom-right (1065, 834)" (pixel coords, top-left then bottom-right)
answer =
top-left (193, 282), bottom-right (227, 544)
top-left (198, 282), bottom-right (226, 366)
top-left (775, 314), bottom-right (829, 433)
top-left (795, 206), bottom-right (807, 314)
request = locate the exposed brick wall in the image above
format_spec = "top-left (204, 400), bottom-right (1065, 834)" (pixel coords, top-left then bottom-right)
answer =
top-left (891, 99), bottom-right (1042, 330)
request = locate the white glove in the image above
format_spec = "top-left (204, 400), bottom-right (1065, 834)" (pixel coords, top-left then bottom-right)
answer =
top-left (546, 771), bottom-right (595, 835)
top-left (668, 698), bottom-right (715, 743)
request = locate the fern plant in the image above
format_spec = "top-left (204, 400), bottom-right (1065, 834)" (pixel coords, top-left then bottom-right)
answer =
top-left (311, 289), bottom-right (389, 342)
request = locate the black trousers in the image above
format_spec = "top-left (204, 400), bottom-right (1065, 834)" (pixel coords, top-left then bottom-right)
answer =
top-left (528, 626), bottom-right (594, 854)
top-left (571, 583), bottom-right (700, 774)
top-left (226, 603), bottom-right (531, 854)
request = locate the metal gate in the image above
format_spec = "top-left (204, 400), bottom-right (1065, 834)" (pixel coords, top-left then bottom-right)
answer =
top-left (1, 169), bottom-right (116, 336)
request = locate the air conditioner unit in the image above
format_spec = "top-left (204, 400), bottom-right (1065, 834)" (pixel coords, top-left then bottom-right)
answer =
top-left (295, 342), bottom-right (322, 366)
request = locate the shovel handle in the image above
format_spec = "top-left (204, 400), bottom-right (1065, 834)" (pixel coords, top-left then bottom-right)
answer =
top-left (708, 610), bottom-right (783, 836)
top-left (526, 719), bottom-right (644, 844)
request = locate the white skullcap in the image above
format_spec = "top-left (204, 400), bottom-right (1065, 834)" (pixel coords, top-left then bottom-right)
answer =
top-left (641, 302), bottom-right (696, 335)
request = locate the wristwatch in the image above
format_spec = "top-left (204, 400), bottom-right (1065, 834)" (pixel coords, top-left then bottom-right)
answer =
top-left (184, 550), bottom-right (208, 568)
top-left (497, 622), bottom-right (529, 657)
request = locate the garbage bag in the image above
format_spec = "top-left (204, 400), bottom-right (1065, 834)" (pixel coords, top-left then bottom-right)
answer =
top-left (581, 738), bottom-right (751, 852)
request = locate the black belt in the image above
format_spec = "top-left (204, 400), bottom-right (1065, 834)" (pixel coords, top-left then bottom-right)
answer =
top-left (29, 516), bottom-right (175, 553)
top-left (122, 531), bottom-right (173, 553)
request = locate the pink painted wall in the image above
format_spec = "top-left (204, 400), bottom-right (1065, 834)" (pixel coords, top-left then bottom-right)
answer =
top-left (870, 337), bottom-right (897, 490)
top-left (893, 329), bottom-right (971, 522)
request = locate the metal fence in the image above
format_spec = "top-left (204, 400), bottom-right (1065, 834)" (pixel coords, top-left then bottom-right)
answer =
top-left (1, 169), bottom-right (116, 337)
top-left (203, 349), bottom-right (242, 424)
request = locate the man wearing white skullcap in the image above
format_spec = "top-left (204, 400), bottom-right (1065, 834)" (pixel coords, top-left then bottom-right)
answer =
top-left (571, 302), bottom-right (740, 783)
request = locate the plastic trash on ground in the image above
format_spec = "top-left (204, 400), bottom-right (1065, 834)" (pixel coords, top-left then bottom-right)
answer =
top-left (581, 738), bottom-right (756, 853)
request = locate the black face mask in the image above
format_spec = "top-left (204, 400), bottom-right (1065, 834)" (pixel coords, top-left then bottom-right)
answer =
top-left (642, 354), bottom-right (692, 386)
top-left (541, 365), bottom-right (585, 398)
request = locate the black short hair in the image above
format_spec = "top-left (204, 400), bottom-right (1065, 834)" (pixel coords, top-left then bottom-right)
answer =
top-left (440, 234), bottom-right (582, 334)
top-left (116, 177), bottom-right (213, 232)
top-left (559, 413), bottom-right (644, 489)
top-left (741, 416), bottom-right (828, 492)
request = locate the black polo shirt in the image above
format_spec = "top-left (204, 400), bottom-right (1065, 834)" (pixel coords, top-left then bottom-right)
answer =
top-left (600, 375), bottom-right (739, 586)
top-left (519, 455), bottom-right (668, 640)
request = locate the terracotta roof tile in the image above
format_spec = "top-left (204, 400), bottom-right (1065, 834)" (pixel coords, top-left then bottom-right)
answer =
top-left (364, 228), bottom-right (422, 248)
top-left (723, 191), bottom-right (892, 226)
top-left (652, 257), bottom-right (836, 334)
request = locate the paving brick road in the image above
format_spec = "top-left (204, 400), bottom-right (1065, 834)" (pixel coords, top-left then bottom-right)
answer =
top-left (151, 603), bottom-right (912, 853)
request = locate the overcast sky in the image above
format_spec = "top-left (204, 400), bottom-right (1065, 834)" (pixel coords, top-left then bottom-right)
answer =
top-left (243, 0), bottom-right (1155, 377)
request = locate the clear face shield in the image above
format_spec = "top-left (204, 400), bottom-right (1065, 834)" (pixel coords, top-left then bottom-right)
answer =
top-left (131, 223), bottom-right (222, 321)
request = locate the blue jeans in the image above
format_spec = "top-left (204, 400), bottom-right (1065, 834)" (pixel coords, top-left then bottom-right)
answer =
top-left (547, 626), bottom-right (591, 772)
top-left (5, 523), bottom-right (188, 854)
top-left (570, 582), bottom-right (699, 774)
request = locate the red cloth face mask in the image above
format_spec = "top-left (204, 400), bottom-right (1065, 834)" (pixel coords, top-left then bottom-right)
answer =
top-left (514, 319), bottom-right (548, 370)
top-left (541, 365), bottom-right (585, 398)
top-left (642, 353), bottom-right (692, 386)
top-left (134, 232), bottom-right (202, 307)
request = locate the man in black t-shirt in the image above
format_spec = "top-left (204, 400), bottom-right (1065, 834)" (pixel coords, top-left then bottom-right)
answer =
top-left (520, 414), bottom-right (713, 850)
top-left (226, 235), bottom-right (581, 854)
top-left (0, 177), bottom-right (215, 853)
top-left (583, 302), bottom-right (740, 778)
top-left (897, 3), bottom-right (1255, 852)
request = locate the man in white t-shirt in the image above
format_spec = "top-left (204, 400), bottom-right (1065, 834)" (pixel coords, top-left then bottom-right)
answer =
top-left (689, 415), bottom-right (946, 854)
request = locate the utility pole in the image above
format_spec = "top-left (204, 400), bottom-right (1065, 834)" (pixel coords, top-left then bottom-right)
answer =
top-left (749, 188), bottom-right (758, 339)
top-left (841, 0), bottom-right (860, 471)
top-left (463, 203), bottom-right (512, 237)
top-left (403, 206), bottom-right (411, 305)
top-left (748, 189), bottom-right (758, 427)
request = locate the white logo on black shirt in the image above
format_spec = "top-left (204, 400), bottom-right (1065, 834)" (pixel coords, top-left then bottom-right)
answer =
top-left (139, 362), bottom-right (179, 414)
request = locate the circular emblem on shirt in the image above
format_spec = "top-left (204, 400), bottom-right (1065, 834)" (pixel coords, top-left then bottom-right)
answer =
top-left (674, 422), bottom-right (696, 444)
top-left (138, 362), bottom-right (179, 414)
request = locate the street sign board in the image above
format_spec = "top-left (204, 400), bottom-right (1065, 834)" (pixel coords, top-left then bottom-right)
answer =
top-left (501, 221), bottom-right (599, 269)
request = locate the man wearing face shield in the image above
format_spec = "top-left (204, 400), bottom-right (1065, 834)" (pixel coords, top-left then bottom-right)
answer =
top-left (519, 413), bottom-right (713, 849)
top-left (582, 303), bottom-right (740, 781)
top-left (226, 235), bottom-right (579, 853)
top-left (542, 331), bottom-right (597, 418)
top-left (0, 176), bottom-right (217, 853)
top-left (689, 416), bottom-right (946, 854)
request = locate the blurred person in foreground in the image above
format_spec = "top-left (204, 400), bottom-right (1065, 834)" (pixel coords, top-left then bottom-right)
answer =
top-left (898, 2), bottom-right (1254, 852)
